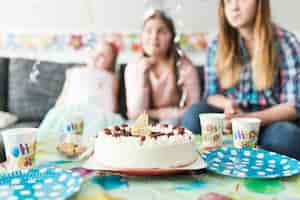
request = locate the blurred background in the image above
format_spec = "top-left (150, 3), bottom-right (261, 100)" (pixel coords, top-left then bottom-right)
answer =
top-left (0, 0), bottom-right (298, 64)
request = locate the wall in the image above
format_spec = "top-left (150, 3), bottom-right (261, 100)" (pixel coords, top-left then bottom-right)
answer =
top-left (0, 0), bottom-right (298, 64)
top-left (0, 0), bottom-right (299, 33)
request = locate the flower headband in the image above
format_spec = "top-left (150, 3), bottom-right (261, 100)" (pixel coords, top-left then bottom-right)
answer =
top-left (143, 8), bottom-right (173, 22)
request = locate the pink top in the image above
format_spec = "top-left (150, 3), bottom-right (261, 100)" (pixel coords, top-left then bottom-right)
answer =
top-left (125, 59), bottom-right (201, 122)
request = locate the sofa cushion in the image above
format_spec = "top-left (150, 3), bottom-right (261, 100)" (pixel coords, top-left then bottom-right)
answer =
top-left (118, 64), bottom-right (127, 119)
top-left (0, 111), bottom-right (18, 129)
top-left (8, 59), bottom-right (76, 121)
top-left (0, 58), bottom-right (9, 111)
top-left (1, 121), bottom-right (40, 130)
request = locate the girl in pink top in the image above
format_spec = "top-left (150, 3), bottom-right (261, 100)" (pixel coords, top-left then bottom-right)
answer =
top-left (125, 10), bottom-right (200, 124)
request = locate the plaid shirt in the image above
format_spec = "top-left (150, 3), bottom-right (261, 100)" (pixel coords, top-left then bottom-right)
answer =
top-left (205, 26), bottom-right (300, 115)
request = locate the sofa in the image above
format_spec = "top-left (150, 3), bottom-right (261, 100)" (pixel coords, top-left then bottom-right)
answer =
top-left (0, 58), bottom-right (204, 161)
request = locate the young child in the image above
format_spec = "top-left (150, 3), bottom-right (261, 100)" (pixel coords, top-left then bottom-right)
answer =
top-left (125, 10), bottom-right (200, 125)
top-left (56, 41), bottom-right (119, 112)
top-left (38, 41), bottom-right (124, 148)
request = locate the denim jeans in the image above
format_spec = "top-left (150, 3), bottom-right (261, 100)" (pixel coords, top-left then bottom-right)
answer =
top-left (182, 101), bottom-right (223, 134)
top-left (182, 100), bottom-right (300, 160)
top-left (258, 121), bottom-right (300, 160)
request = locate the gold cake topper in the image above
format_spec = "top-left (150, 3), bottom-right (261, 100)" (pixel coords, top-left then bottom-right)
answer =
top-left (131, 111), bottom-right (151, 136)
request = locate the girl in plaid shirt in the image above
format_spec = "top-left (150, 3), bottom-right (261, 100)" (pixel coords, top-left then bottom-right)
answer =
top-left (182, 0), bottom-right (300, 160)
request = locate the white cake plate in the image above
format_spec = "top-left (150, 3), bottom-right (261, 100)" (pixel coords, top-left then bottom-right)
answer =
top-left (82, 153), bottom-right (207, 175)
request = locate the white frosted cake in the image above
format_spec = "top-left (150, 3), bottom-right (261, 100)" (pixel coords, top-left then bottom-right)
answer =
top-left (94, 124), bottom-right (199, 169)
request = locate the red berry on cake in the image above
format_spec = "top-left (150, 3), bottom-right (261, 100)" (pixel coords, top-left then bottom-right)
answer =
top-left (178, 127), bottom-right (185, 135)
top-left (104, 128), bottom-right (112, 135)
top-left (162, 124), bottom-right (169, 128)
top-left (167, 132), bottom-right (174, 137)
top-left (140, 136), bottom-right (146, 142)
top-left (112, 133), bottom-right (121, 137)
top-left (121, 124), bottom-right (128, 128)
top-left (114, 126), bottom-right (121, 131)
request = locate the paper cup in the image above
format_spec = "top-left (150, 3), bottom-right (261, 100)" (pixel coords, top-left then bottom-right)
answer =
top-left (199, 113), bottom-right (224, 149)
top-left (62, 116), bottom-right (84, 136)
top-left (1, 128), bottom-right (37, 171)
top-left (58, 115), bottom-right (85, 158)
top-left (232, 118), bottom-right (261, 148)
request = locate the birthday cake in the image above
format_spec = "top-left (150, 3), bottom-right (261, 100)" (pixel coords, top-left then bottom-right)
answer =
top-left (94, 115), bottom-right (198, 169)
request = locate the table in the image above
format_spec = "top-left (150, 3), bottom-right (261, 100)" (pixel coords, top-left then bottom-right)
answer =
top-left (5, 136), bottom-right (300, 200)
top-left (65, 168), bottom-right (300, 200)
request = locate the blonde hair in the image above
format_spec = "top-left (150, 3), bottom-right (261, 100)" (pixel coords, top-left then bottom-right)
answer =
top-left (142, 10), bottom-right (184, 100)
top-left (89, 41), bottom-right (118, 73)
top-left (142, 9), bottom-right (177, 60)
top-left (216, 0), bottom-right (278, 91)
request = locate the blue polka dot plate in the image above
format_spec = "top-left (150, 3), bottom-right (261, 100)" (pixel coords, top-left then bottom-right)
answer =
top-left (202, 147), bottom-right (300, 178)
top-left (0, 167), bottom-right (82, 200)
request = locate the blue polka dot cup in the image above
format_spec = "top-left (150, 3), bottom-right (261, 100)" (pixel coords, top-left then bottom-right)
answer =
top-left (232, 118), bottom-right (261, 148)
top-left (1, 128), bottom-right (37, 171)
